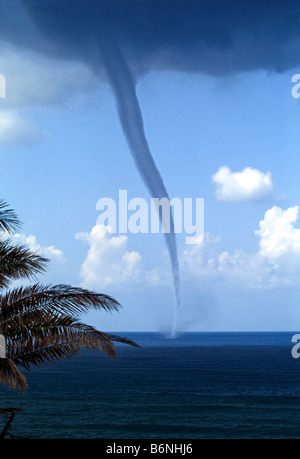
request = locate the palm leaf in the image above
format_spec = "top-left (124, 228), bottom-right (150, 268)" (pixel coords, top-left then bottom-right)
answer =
top-left (0, 286), bottom-right (139, 375)
top-left (7, 316), bottom-right (117, 363)
top-left (0, 284), bottom-right (120, 324)
top-left (0, 240), bottom-right (48, 289)
top-left (0, 201), bottom-right (21, 234)
top-left (6, 314), bottom-right (139, 366)
top-left (11, 343), bottom-right (83, 371)
top-left (0, 358), bottom-right (28, 391)
top-left (106, 333), bottom-right (140, 348)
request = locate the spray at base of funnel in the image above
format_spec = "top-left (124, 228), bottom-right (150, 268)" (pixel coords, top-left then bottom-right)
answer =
top-left (170, 281), bottom-right (180, 339)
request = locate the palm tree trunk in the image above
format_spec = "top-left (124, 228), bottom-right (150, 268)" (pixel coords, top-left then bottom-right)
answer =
top-left (0, 335), bottom-right (5, 358)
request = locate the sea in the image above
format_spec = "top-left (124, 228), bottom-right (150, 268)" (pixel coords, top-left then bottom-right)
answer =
top-left (0, 332), bottom-right (300, 440)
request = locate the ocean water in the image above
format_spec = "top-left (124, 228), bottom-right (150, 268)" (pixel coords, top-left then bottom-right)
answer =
top-left (0, 332), bottom-right (300, 439)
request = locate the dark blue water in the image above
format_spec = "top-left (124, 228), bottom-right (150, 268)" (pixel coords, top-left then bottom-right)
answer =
top-left (0, 332), bottom-right (300, 439)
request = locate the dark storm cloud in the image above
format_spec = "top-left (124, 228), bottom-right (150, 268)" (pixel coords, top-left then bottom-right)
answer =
top-left (5, 0), bottom-right (299, 75)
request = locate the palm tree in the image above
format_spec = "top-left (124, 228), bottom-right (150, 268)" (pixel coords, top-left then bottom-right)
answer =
top-left (0, 200), bottom-right (138, 391)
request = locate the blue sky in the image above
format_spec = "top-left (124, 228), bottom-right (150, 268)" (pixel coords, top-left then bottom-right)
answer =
top-left (1, 0), bottom-right (300, 333)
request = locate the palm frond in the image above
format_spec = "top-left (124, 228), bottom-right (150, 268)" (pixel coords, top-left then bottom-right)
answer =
top-left (7, 315), bottom-right (119, 363)
top-left (0, 240), bottom-right (48, 289)
top-left (106, 333), bottom-right (140, 348)
top-left (5, 313), bottom-right (139, 364)
top-left (11, 343), bottom-right (82, 371)
top-left (0, 287), bottom-right (138, 374)
top-left (0, 201), bottom-right (21, 234)
top-left (0, 358), bottom-right (28, 391)
top-left (0, 284), bottom-right (120, 325)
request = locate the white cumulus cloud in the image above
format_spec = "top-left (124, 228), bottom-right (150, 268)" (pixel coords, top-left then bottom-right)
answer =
top-left (75, 224), bottom-right (143, 289)
top-left (213, 166), bottom-right (273, 202)
top-left (181, 206), bottom-right (300, 288)
top-left (255, 206), bottom-right (300, 260)
top-left (12, 233), bottom-right (65, 263)
top-left (75, 207), bottom-right (300, 292)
